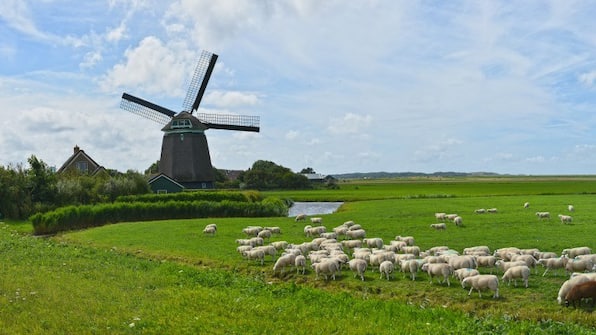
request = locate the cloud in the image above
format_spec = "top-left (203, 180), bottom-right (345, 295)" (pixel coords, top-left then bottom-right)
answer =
top-left (327, 113), bottom-right (372, 135)
top-left (579, 71), bottom-right (596, 87)
top-left (204, 91), bottom-right (260, 108)
top-left (285, 130), bottom-right (299, 140)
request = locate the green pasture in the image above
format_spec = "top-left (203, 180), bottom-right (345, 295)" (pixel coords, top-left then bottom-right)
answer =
top-left (1, 178), bottom-right (596, 334)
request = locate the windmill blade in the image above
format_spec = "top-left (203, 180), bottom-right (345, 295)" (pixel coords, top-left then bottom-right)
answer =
top-left (121, 93), bottom-right (176, 125)
top-left (197, 113), bottom-right (260, 132)
top-left (182, 51), bottom-right (218, 113)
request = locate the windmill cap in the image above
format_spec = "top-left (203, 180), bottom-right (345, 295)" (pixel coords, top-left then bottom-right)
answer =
top-left (161, 112), bottom-right (208, 131)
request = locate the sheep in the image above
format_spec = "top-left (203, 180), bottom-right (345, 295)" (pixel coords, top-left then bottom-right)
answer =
top-left (310, 217), bottom-right (323, 225)
top-left (558, 214), bottom-right (573, 224)
top-left (305, 226), bottom-right (327, 237)
top-left (538, 257), bottom-right (568, 276)
top-left (524, 202), bottom-right (530, 208)
top-left (510, 254), bottom-right (538, 273)
top-left (535, 212), bottom-right (550, 220)
top-left (446, 214), bottom-right (459, 221)
top-left (249, 237), bottom-right (264, 247)
top-left (462, 274), bottom-right (500, 298)
top-left (562, 246), bottom-right (592, 259)
top-left (399, 259), bottom-right (419, 281)
top-left (494, 247), bottom-right (521, 260)
top-left (430, 223), bottom-right (446, 230)
top-left (428, 246), bottom-right (450, 255)
top-left (368, 253), bottom-right (386, 271)
top-left (564, 258), bottom-right (594, 274)
top-left (346, 229), bottom-right (366, 239)
top-left (235, 238), bottom-right (256, 247)
top-left (271, 241), bottom-right (289, 250)
top-left (487, 208), bottom-right (498, 213)
top-left (257, 229), bottom-right (272, 240)
top-left (295, 213), bottom-right (307, 221)
top-left (495, 260), bottom-right (527, 273)
top-left (348, 224), bottom-right (363, 231)
top-left (453, 216), bottom-right (463, 226)
top-left (568, 204), bottom-right (575, 212)
top-left (342, 239), bottom-right (362, 249)
top-left (379, 260), bottom-right (395, 280)
top-left (264, 226), bottom-right (282, 234)
top-left (348, 258), bottom-right (368, 281)
top-left (202, 226), bottom-right (216, 236)
top-left (401, 246), bottom-right (421, 257)
top-left (295, 255), bottom-right (307, 274)
top-left (395, 235), bottom-right (415, 246)
top-left (454, 268), bottom-right (480, 282)
top-left (312, 259), bottom-right (340, 280)
top-left (435, 212), bottom-right (447, 221)
top-left (363, 237), bottom-right (384, 249)
top-left (565, 280), bottom-right (596, 308)
top-left (236, 245), bottom-right (252, 254)
top-left (534, 251), bottom-right (558, 260)
top-left (448, 255), bottom-right (476, 270)
top-left (272, 254), bottom-right (296, 274)
top-left (557, 275), bottom-right (591, 305)
top-left (501, 265), bottom-right (531, 288)
top-left (464, 246), bottom-right (491, 256)
top-left (421, 263), bottom-right (453, 286)
top-left (243, 249), bottom-right (265, 265)
top-left (474, 208), bottom-right (486, 214)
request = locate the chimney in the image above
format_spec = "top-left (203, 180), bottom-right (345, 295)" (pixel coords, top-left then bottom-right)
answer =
top-left (74, 145), bottom-right (80, 154)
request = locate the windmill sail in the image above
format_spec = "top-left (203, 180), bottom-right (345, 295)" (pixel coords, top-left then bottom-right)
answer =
top-left (183, 51), bottom-right (218, 113)
top-left (120, 93), bottom-right (176, 125)
top-left (197, 113), bottom-right (260, 132)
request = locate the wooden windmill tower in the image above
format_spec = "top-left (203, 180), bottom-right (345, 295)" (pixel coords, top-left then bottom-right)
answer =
top-left (120, 51), bottom-right (260, 189)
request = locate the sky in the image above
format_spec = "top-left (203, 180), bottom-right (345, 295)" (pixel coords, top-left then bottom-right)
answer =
top-left (1, 1), bottom-right (596, 176)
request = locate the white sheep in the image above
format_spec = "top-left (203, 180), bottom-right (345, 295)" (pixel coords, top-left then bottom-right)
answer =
top-left (501, 265), bottom-right (531, 288)
top-left (464, 246), bottom-right (491, 256)
top-left (535, 212), bottom-right (550, 220)
top-left (564, 258), bottom-right (594, 274)
top-left (342, 239), bottom-right (362, 249)
top-left (346, 229), bottom-right (366, 239)
top-left (558, 214), bottom-right (573, 224)
top-left (446, 214), bottom-right (459, 221)
top-left (348, 224), bottom-right (363, 231)
top-left (395, 235), bottom-right (415, 246)
top-left (399, 259), bottom-right (419, 281)
top-left (257, 229), bottom-right (272, 240)
top-left (295, 213), bottom-right (307, 221)
top-left (495, 260), bottom-right (527, 273)
top-left (562, 246), bottom-right (592, 259)
top-left (462, 274), bottom-right (500, 298)
top-left (421, 263), bottom-right (453, 286)
top-left (295, 255), bottom-right (307, 274)
top-left (264, 226), bottom-right (282, 234)
top-left (243, 249), bottom-right (265, 265)
top-left (523, 202), bottom-right (530, 208)
top-left (568, 204), bottom-right (575, 212)
top-left (363, 237), bottom-right (384, 249)
top-left (348, 258), bottom-right (368, 281)
top-left (430, 223), bottom-right (446, 230)
top-left (538, 257), bottom-right (568, 276)
top-left (379, 260), bottom-right (395, 280)
top-left (312, 259), bottom-right (340, 280)
top-left (453, 216), bottom-right (463, 226)
top-left (435, 212), bottom-right (447, 221)
top-left (272, 254), bottom-right (296, 274)
top-left (401, 246), bottom-right (421, 257)
top-left (493, 247), bottom-right (521, 260)
top-left (271, 241), bottom-right (289, 250)
top-left (487, 208), bottom-right (498, 213)
top-left (509, 254), bottom-right (537, 273)
top-left (254, 245), bottom-right (277, 261)
top-left (557, 274), bottom-right (592, 305)
top-left (474, 208), bottom-right (486, 214)
top-left (448, 255), bottom-right (476, 270)
top-left (310, 217), bottom-right (323, 225)
top-left (454, 268), bottom-right (480, 282)
top-left (202, 226), bottom-right (216, 236)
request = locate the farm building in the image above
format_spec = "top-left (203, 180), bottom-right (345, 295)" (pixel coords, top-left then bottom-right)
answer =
top-left (57, 146), bottom-right (105, 175)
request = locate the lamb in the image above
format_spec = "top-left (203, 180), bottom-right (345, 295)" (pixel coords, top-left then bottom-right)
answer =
top-left (348, 258), bottom-right (368, 281)
top-left (568, 204), bottom-right (575, 212)
top-left (295, 213), bottom-right (307, 221)
top-left (562, 246), bottom-right (592, 259)
top-left (435, 212), bottom-right (447, 221)
top-left (421, 263), bottom-right (453, 286)
top-left (243, 249), bottom-right (265, 265)
top-left (272, 254), bottom-right (296, 274)
top-left (564, 280), bottom-right (596, 308)
top-left (523, 202), bottom-right (530, 208)
top-left (538, 257), bottom-right (568, 276)
top-left (312, 259), bottom-right (340, 280)
top-left (453, 216), bottom-right (463, 226)
top-left (535, 212), bottom-right (550, 220)
top-left (430, 223), bottom-right (446, 230)
top-left (557, 275), bottom-right (591, 305)
top-left (363, 237), bottom-right (384, 249)
top-left (558, 214), bottom-right (573, 224)
top-left (462, 274), bottom-right (500, 298)
top-left (395, 235), bottom-right (415, 246)
top-left (310, 217), bottom-right (323, 225)
top-left (399, 259), bottom-right (419, 281)
top-left (346, 229), bottom-right (366, 239)
top-left (454, 268), bottom-right (480, 282)
top-left (295, 255), bottom-right (307, 274)
top-left (379, 260), bottom-right (395, 280)
top-left (202, 226), bottom-right (216, 236)
top-left (564, 258), bottom-right (594, 274)
top-left (501, 265), bottom-right (531, 288)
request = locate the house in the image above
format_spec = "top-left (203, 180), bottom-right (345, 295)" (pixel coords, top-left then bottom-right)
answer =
top-left (302, 173), bottom-right (336, 184)
top-left (57, 146), bottom-right (105, 175)
top-left (147, 173), bottom-right (185, 193)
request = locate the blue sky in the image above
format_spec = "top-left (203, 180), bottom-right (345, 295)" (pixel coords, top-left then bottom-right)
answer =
top-left (1, 1), bottom-right (596, 175)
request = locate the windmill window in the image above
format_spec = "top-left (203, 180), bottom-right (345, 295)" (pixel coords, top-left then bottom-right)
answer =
top-left (172, 119), bottom-right (191, 129)
top-left (75, 161), bottom-right (88, 173)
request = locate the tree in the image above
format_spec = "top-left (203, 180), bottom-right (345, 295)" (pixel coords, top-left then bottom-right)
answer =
top-left (238, 160), bottom-right (311, 190)
top-left (27, 155), bottom-right (56, 206)
top-left (300, 167), bottom-right (316, 174)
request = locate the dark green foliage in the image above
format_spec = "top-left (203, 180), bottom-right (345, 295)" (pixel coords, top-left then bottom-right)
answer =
top-left (116, 190), bottom-right (258, 203)
top-left (238, 160), bottom-right (311, 190)
top-left (30, 195), bottom-right (288, 235)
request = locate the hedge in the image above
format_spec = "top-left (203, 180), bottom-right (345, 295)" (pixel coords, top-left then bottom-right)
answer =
top-left (115, 190), bottom-right (262, 204)
top-left (30, 196), bottom-right (288, 235)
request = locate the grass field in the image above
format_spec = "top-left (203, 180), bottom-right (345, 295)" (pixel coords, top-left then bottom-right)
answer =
top-left (1, 178), bottom-right (596, 334)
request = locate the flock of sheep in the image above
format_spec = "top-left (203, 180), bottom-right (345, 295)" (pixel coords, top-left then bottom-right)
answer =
top-left (219, 202), bottom-right (595, 308)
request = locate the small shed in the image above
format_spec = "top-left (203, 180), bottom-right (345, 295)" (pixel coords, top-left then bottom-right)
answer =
top-left (148, 173), bottom-right (185, 193)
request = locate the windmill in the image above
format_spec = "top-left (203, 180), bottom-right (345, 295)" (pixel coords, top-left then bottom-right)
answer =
top-left (120, 50), bottom-right (260, 189)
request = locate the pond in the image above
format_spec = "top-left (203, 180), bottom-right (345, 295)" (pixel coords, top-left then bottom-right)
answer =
top-left (288, 202), bottom-right (344, 217)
